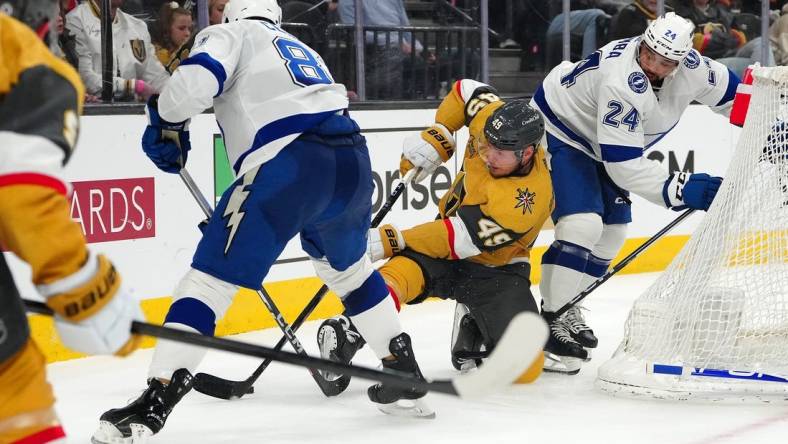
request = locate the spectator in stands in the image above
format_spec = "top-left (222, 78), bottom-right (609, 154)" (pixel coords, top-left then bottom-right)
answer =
top-left (609, 0), bottom-right (673, 40)
top-left (548, 0), bottom-right (627, 17)
top-left (66, 0), bottom-right (169, 101)
top-left (545, 8), bottom-right (611, 69)
top-left (338, 0), bottom-right (429, 99)
top-left (209, 0), bottom-right (228, 25)
top-left (769, 5), bottom-right (788, 65)
top-left (740, 0), bottom-right (788, 15)
top-left (671, 0), bottom-right (743, 58)
top-left (281, 0), bottom-right (329, 48)
top-left (490, 1), bottom-right (526, 49)
top-left (56, 0), bottom-right (79, 69)
top-left (670, 0), bottom-right (774, 76)
top-left (326, 0), bottom-right (340, 23)
top-left (154, 2), bottom-right (193, 66)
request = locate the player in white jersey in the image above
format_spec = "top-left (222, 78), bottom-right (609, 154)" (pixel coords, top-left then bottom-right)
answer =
top-left (92, 1), bottom-right (427, 442)
top-left (530, 12), bottom-right (735, 374)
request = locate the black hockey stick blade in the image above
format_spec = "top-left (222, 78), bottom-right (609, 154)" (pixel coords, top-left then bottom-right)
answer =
top-left (191, 169), bottom-right (416, 400)
top-left (24, 300), bottom-right (546, 399)
top-left (193, 285), bottom-right (329, 399)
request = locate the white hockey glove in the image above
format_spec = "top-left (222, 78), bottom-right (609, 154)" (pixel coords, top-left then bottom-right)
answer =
top-left (41, 253), bottom-right (145, 356)
top-left (400, 123), bottom-right (456, 183)
top-left (367, 224), bottom-right (406, 262)
top-left (662, 172), bottom-right (723, 211)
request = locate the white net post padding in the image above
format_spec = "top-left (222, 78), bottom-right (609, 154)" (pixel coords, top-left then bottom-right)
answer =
top-left (596, 66), bottom-right (788, 403)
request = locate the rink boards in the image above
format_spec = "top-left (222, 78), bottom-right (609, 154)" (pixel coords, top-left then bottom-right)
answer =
top-left (7, 105), bottom-right (741, 362)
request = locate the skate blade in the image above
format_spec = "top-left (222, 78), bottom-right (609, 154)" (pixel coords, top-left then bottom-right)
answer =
top-left (377, 397), bottom-right (436, 419)
top-left (91, 421), bottom-right (153, 444)
top-left (458, 359), bottom-right (478, 374)
top-left (543, 352), bottom-right (582, 375)
top-left (583, 348), bottom-right (593, 362)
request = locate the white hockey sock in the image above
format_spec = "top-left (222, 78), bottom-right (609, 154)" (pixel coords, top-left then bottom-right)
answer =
top-left (148, 322), bottom-right (208, 381)
top-left (348, 295), bottom-right (403, 360)
top-left (540, 240), bottom-right (591, 313)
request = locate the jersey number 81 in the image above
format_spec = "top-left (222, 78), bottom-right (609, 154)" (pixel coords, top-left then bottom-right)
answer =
top-left (273, 36), bottom-right (333, 87)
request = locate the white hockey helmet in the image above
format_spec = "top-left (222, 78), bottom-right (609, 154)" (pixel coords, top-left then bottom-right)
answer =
top-left (222, 0), bottom-right (282, 25)
top-left (642, 12), bottom-right (694, 62)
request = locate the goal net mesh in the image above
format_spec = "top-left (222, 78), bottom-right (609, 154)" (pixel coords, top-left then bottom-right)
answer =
top-left (596, 66), bottom-right (788, 401)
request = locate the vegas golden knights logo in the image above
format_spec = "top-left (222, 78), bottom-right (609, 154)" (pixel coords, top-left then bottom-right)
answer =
top-left (130, 39), bottom-right (146, 62)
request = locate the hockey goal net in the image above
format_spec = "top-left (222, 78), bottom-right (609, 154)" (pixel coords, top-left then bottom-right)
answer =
top-left (597, 66), bottom-right (788, 402)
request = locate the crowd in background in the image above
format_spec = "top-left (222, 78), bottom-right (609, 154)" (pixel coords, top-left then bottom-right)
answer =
top-left (50, 0), bottom-right (788, 102)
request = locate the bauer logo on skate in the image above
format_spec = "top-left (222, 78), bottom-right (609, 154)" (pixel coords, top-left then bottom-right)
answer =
top-left (69, 178), bottom-right (156, 243)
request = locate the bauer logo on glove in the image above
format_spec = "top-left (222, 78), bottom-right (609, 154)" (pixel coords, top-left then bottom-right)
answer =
top-left (400, 124), bottom-right (456, 184)
top-left (425, 126), bottom-right (455, 158)
top-left (367, 224), bottom-right (406, 262)
top-left (383, 227), bottom-right (404, 255)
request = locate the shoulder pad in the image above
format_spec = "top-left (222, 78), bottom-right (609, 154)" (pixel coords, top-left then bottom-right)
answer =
top-left (464, 86), bottom-right (501, 126)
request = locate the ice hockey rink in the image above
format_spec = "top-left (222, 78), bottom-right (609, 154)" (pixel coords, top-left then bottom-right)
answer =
top-left (47, 272), bottom-right (788, 444)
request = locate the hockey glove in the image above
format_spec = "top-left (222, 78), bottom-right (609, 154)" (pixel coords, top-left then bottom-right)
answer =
top-left (43, 253), bottom-right (145, 356)
top-left (367, 224), bottom-right (406, 262)
top-left (400, 123), bottom-right (455, 183)
top-left (142, 95), bottom-right (191, 174)
top-left (663, 172), bottom-right (723, 211)
top-left (763, 120), bottom-right (788, 164)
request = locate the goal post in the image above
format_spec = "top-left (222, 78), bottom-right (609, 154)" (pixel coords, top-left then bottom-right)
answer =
top-left (596, 66), bottom-right (788, 402)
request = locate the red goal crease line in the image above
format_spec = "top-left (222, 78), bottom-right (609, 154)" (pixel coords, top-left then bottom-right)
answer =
top-left (650, 364), bottom-right (788, 383)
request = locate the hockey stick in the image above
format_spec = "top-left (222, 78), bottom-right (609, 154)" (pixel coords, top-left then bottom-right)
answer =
top-left (455, 208), bottom-right (696, 361)
top-left (192, 168), bottom-right (417, 400)
top-left (23, 298), bottom-right (547, 399)
top-left (177, 168), bottom-right (337, 397)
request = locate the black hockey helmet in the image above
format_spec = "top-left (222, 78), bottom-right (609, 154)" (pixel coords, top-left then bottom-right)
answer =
top-left (483, 99), bottom-right (545, 154)
top-left (0, 0), bottom-right (59, 49)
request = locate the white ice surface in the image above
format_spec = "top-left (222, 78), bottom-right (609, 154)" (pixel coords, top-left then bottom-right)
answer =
top-left (47, 273), bottom-right (788, 444)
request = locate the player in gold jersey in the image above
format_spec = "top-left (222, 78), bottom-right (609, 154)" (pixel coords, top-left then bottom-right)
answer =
top-left (0, 1), bottom-right (142, 442)
top-left (316, 80), bottom-right (553, 395)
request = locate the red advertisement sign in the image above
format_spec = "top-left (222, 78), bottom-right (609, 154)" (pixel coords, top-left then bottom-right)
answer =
top-left (70, 178), bottom-right (155, 243)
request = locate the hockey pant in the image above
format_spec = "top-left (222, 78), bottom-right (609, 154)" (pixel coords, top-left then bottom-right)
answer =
top-left (378, 251), bottom-right (538, 349)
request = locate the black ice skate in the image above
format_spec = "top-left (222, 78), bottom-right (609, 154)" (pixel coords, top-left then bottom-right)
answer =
top-left (450, 303), bottom-right (485, 371)
top-left (316, 315), bottom-right (366, 396)
top-left (368, 333), bottom-right (435, 419)
top-left (91, 368), bottom-right (193, 444)
top-left (542, 311), bottom-right (588, 375)
top-left (565, 305), bottom-right (598, 349)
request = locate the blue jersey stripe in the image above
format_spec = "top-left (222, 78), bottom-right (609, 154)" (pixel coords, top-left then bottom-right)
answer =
top-left (644, 120), bottom-right (679, 149)
top-left (541, 240), bottom-right (591, 273)
top-left (534, 86), bottom-right (596, 155)
top-left (343, 272), bottom-right (390, 316)
top-left (233, 109), bottom-right (342, 173)
top-left (600, 143), bottom-right (642, 162)
top-left (715, 68), bottom-right (740, 107)
top-left (164, 297), bottom-right (217, 336)
top-left (180, 52), bottom-right (228, 97)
